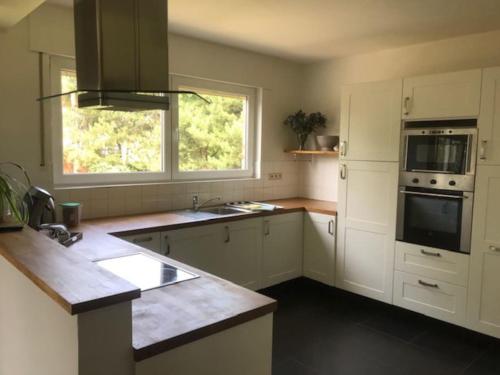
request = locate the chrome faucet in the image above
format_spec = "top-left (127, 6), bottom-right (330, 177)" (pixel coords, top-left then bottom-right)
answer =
top-left (192, 195), bottom-right (222, 211)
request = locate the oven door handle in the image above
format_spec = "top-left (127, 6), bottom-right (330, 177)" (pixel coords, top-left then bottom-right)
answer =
top-left (399, 190), bottom-right (469, 200)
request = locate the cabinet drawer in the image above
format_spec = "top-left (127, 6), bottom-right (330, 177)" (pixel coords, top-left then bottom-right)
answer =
top-left (121, 232), bottom-right (162, 253)
top-left (395, 242), bottom-right (469, 286)
top-left (394, 271), bottom-right (467, 326)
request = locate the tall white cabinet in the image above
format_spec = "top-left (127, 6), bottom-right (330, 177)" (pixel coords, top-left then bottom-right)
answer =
top-left (340, 79), bottom-right (402, 162)
top-left (478, 67), bottom-right (500, 165)
top-left (467, 166), bottom-right (500, 338)
top-left (337, 161), bottom-right (399, 303)
top-left (337, 79), bottom-right (401, 303)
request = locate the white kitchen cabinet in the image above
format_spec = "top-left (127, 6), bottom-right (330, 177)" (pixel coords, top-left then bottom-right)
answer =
top-left (120, 231), bottom-right (162, 253)
top-left (394, 271), bottom-right (467, 326)
top-left (162, 223), bottom-right (225, 278)
top-left (478, 67), bottom-right (500, 165)
top-left (303, 212), bottom-right (336, 286)
top-left (467, 166), bottom-right (500, 339)
top-left (339, 79), bottom-right (402, 162)
top-left (221, 218), bottom-right (263, 290)
top-left (262, 212), bottom-right (303, 288)
top-left (402, 69), bottom-right (482, 120)
top-left (336, 161), bottom-right (398, 303)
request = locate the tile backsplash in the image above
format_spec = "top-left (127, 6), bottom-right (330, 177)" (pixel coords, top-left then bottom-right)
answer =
top-left (54, 160), bottom-right (302, 220)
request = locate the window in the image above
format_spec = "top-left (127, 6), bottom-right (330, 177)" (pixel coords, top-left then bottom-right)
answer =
top-left (172, 76), bottom-right (256, 180)
top-left (51, 58), bottom-right (257, 186)
top-left (51, 58), bottom-right (169, 186)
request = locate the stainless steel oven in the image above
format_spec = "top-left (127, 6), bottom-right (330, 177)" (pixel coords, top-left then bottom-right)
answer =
top-left (396, 186), bottom-right (473, 254)
top-left (400, 121), bottom-right (477, 191)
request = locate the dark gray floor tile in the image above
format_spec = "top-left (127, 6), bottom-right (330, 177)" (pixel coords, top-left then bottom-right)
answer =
top-left (273, 358), bottom-right (319, 375)
top-left (261, 278), bottom-right (500, 375)
top-left (360, 305), bottom-right (435, 342)
top-left (463, 343), bottom-right (500, 375)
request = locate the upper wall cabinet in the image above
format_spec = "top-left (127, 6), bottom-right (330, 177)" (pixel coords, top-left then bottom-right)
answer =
top-left (402, 69), bottom-right (482, 120)
top-left (478, 67), bottom-right (500, 165)
top-left (340, 79), bottom-right (402, 162)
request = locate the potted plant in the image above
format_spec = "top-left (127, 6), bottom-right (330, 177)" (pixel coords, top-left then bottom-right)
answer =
top-left (0, 163), bottom-right (30, 231)
top-left (284, 110), bottom-right (327, 150)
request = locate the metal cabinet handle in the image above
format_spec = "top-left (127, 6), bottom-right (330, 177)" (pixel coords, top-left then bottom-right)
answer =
top-left (133, 236), bottom-right (153, 244)
top-left (164, 235), bottom-right (170, 255)
top-left (418, 280), bottom-right (439, 289)
top-left (400, 190), bottom-right (468, 200)
top-left (224, 226), bottom-right (230, 243)
top-left (264, 220), bottom-right (270, 236)
top-left (480, 140), bottom-right (488, 161)
top-left (403, 96), bottom-right (411, 116)
top-left (328, 220), bottom-right (335, 235)
top-left (340, 164), bottom-right (347, 180)
top-left (489, 245), bottom-right (500, 252)
top-left (340, 141), bottom-right (347, 157)
top-left (420, 249), bottom-right (441, 257)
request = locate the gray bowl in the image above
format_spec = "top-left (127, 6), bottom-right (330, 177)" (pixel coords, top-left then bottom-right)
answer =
top-left (316, 135), bottom-right (339, 151)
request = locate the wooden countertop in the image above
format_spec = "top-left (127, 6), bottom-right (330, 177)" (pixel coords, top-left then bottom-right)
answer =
top-left (0, 197), bottom-right (335, 361)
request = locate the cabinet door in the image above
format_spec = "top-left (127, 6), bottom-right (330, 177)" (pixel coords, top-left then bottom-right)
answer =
top-left (303, 212), bottom-right (336, 286)
top-left (336, 161), bottom-right (398, 303)
top-left (402, 69), bottom-right (481, 120)
top-left (478, 67), bottom-right (500, 165)
top-left (162, 224), bottom-right (224, 277)
top-left (222, 218), bottom-right (263, 290)
top-left (120, 232), bottom-right (162, 253)
top-left (467, 166), bottom-right (500, 339)
top-left (340, 79), bottom-right (402, 162)
top-left (262, 212), bottom-right (303, 288)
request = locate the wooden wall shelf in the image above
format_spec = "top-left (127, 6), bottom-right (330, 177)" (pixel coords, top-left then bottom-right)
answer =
top-left (285, 150), bottom-right (339, 157)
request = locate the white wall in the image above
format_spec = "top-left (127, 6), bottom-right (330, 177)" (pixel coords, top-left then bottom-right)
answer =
top-left (0, 4), bottom-right (305, 219)
top-left (301, 29), bottom-right (500, 202)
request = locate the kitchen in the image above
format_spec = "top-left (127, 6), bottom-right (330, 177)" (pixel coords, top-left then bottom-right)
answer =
top-left (1, 1), bottom-right (500, 374)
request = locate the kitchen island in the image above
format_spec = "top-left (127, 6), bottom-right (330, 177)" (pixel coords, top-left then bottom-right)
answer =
top-left (0, 198), bottom-right (336, 375)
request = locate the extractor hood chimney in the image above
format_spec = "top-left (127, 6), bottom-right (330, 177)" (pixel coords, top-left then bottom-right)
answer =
top-left (38, 0), bottom-right (206, 110)
top-left (73, 0), bottom-right (170, 111)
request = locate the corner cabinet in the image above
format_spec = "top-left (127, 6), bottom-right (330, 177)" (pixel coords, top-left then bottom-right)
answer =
top-left (478, 67), bottom-right (500, 165)
top-left (336, 161), bottom-right (399, 303)
top-left (303, 212), bottom-right (336, 286)
top-left (221, 218), bottom-right (263, 290)
top-left (467, 166), bottom-right (500, 339)
top-left (162, 223), bottom-right (225, 278)
top-left (402, 69), bottom-right (482, 120)
top-left (261, 213), bottom-right (304, 289)
top-left (339, 79), bottom-right (402, 162)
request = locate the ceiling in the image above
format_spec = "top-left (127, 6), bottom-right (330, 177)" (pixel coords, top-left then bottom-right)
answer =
top-left (47, 0), bottom-right (500, 62)
top-left (0, 0), bottom-right (45, 30)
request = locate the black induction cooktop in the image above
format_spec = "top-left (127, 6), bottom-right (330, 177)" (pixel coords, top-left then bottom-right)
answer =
top-left (95, 253), bottom-right (198, 291)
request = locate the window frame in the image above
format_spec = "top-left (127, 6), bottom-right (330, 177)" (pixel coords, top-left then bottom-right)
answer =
top-left (50, 57), bottom-right (172, 187)
top-left (50, 58), bottom-right (258, 187)
top-left (170, 75), bottom-right (257, 181)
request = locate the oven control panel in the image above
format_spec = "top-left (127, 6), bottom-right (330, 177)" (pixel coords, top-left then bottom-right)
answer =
top-left (400, 172), bottom-right (474, 192)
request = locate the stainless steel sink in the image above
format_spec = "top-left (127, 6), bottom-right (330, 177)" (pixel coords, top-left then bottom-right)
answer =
top-left (200, 206), bottom-right (249, 215)
top-left (178, 206), bottom-right (250, 218)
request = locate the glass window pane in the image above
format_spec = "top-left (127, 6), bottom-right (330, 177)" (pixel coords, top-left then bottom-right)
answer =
top-left (60, 70), bottom-right (163, 174)
top-left (178, 88), bottom-right (247, 172)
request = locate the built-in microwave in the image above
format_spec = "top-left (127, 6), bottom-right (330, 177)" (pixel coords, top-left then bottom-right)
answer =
top-left (400, 120), bottom-right (477, 191)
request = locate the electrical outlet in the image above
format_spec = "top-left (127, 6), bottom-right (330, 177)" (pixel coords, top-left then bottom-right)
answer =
top-left (268, 172), bottom-right (283, 180)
